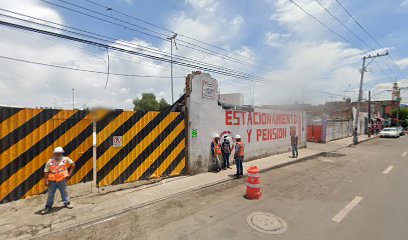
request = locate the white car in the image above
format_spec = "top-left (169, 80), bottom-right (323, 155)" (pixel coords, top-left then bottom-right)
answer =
top-left (379, 128), bottom-right (400, 138)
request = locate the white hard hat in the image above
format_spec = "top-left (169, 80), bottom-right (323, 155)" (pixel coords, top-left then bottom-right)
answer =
top-left (235, 135), bottom-right (241, 139)
top-left (213, 133), bottom-right (220, 138)
top-left (53, 147), bottom-right (65, 153)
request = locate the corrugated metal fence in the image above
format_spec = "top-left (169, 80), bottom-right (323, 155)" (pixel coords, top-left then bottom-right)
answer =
top-left (0, 107), bottom-right (186, 203)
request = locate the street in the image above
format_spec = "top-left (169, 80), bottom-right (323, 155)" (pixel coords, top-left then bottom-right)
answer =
top-left (37, 136), bottom-right (408, 240)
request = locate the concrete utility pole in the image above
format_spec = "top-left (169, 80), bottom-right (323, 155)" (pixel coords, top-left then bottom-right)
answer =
top-left (368, 90), bottom-right (371, 138)
top-left (353, 52), bottom-right (388, 144)
top-left (168, 33), bottom-right (178, 104)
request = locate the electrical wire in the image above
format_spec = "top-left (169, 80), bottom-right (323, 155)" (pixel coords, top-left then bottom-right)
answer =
top-left (0, 55), bottom-right (185, 78)
top-left (334, 0), bottom-right (406, 79)
top-left (0, 12), bottom-right (345, 99)
top-left (45, 0), bottom-right (268, 70)
top-left (83, 0), bottom-right (269, 66)
top-left (288, 0), bottom-right (354, 46)
top-left (0, 12), bottom-right (259, 80)
top-left (0, 20), bottom-right (269, 81)
top-left (292, 0), bottom-right (401, 84)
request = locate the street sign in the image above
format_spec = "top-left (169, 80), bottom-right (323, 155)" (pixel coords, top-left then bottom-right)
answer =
top-left (112, 136), bottom-right (123, 147)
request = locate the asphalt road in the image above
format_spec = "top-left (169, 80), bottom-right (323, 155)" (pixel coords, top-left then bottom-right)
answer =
top-left (39, 136), bottom-right (408, 240)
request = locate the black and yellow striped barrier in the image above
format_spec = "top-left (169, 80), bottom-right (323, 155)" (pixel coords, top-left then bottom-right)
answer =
top-left (0, 107), bottom-right (187, 203)
top-left (0, 107), bottom-right (95, 203)
top-left (96, 110), bottom-right (186, 187)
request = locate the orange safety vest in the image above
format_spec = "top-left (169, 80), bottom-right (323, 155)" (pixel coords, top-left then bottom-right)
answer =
top-left (236, 141), bottom-right (245, 157)
top-left (48, 158), bottom-right (70, 182)
top-left (213, 141), bottom-right (222, 155)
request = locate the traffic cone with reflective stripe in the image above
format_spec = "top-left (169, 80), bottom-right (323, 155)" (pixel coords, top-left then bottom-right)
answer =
top-left (246, 166), bottom-right (261, 199)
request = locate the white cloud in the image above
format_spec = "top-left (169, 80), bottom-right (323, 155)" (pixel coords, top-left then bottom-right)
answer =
top-left (395, 57), bottom-right (408, 69)
top-left (401, 0), bottom-right (408, 7)
top-left (265, 32), bottom-right (290, 47)
top-left (185, 0), bottom-right (218, 12)
top-left (1, 0), bottom-right (404, 108)
top-left (0, 0), bottom-right (182, 109)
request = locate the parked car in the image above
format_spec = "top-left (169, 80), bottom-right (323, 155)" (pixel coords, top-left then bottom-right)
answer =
top-left (397, 126), bottom-right (405, 136)
top-left (379, 128), bottom-right (400, 138)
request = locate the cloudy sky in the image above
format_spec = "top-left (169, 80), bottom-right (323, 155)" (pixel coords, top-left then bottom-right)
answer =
top-left (0, 0), bottom-right (407, 110)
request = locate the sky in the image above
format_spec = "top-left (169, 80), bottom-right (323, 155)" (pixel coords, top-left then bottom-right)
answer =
top-left (0, 0), bottom-right (407, 110)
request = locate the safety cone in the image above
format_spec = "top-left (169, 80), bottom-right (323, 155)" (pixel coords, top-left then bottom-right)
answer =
top-left (246, 166), bottom-right (261, 199)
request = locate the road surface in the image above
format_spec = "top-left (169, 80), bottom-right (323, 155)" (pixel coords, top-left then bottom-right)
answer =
top-left (38, 136), bottom-right (408, 240)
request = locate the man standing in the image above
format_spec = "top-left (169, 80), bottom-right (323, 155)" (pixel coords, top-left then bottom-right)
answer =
top-left (41, 147), bottom-right (75, 214)
top-left (290, 134), bottom-right (299, 158)
top-left (211, 134), bottom-right (222, 172)
top-left (234, 135), bottom-right (244, 178)
top-left (221, 136), bottom-right (233, 170)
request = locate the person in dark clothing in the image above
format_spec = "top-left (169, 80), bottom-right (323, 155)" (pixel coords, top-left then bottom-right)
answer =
top-left (221, 136), bottom-right (233, 170)
top-left (234, 135), bottom-right (244, 178)
top-left (290, 135), bottom-right (299, 158)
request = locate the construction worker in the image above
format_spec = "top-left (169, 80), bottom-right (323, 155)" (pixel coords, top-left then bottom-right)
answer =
top-left (234, 135), bottom-right (245, 178)
top-left (41, 147), bottom-right (75, 214)
top-left (221, 136), bottom-right (233, 170)
top-left (211, 134), bottom-right (222, 172)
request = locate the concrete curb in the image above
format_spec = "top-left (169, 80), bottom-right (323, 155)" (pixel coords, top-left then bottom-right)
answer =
top-left (26, 136), bottom-right (378, 239)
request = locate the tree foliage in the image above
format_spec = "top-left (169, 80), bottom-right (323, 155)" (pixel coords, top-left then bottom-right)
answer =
top-left (391, 108), bottom-right (408, 120)
top-left (133, 93), bottom-right (170, 111)
top-left (158, 97), bottom-right (170, 110)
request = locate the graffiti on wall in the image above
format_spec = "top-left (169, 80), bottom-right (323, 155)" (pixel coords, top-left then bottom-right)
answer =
top-left (225, 111), bottom-right (301, 143)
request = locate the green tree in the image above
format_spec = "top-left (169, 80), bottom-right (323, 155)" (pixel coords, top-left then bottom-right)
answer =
top-left (391, 108), bottom-right (408, 120)
top-left (133, 93), bottom-right (159, 111)
top-left (158, 98), bottom-right (170, 110)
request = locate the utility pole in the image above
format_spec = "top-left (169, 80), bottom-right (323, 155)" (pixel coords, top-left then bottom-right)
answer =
top-left (397, 96), bottom-right (401, 126)
top-left (353, 52), bottom-right (388, 144)
top-left (72, 88), bottom-right (75, 110)
top-left (167, 33), bottom-right (178, 104)
top-left (368, 90), bottom-right (371, 138)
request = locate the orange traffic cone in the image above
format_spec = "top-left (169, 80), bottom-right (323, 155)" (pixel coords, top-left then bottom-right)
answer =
top-left (246, 166), bottom-right (261, 199)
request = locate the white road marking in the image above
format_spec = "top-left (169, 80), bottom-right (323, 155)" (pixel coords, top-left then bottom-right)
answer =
top-left (382, 165), bottom-right (394, 175)
top-left (81, 216), bottom-right (117, 229)
top-left (332, 196), bottom-right (363, 223)
top-left (402, 152), bottom-right (407, 157)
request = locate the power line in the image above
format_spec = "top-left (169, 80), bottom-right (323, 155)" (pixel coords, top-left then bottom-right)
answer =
top-left (291, 0), bottom-right (401, 84)
top-left (313, 0), bottom-right (399, 81)
top-left (0, 20), bottom-right (270, 81)
top-left (313, 0), bottom-right (375, 50)
top-left (0, 12), bottom-right (259, 80)
top-left (334, 0), bottom-right (406, 79)
top-left (44, 0), bottom-right (268, 70)
top-left (0, 13), bottom-right (345, 100)
top-left (83, 0), bottom-right (272, 66)
top-left (0, 55), bottom-right (185, 78)
top-left (288, 0), bottom-right (355, 46)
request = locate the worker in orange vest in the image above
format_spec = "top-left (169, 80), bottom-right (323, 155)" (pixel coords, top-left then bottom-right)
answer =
top-left (211, 134), bottom-right (222, 172)
top-left (234, 135), bottom-right (245, 178)
top-left (41, 147), bottom-right (75, 215)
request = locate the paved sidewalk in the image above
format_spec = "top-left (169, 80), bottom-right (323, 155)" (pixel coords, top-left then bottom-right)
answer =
top-left (0, 135), bottom-right (376, 239)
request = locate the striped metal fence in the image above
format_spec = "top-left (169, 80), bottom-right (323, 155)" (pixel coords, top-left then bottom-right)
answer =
top-left (0, 107), bottom-right (186, 203)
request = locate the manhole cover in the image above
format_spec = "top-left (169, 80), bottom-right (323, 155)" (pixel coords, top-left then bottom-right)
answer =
top-left (247, 212), bottom-right (287, 234)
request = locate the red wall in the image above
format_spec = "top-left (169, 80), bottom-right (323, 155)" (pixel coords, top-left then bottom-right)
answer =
top-left (307, 125), bottom-right (322, 142)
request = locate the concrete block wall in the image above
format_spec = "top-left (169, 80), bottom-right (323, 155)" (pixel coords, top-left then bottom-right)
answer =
top-left (326, 120), bottom-right (353, 142)
top-left (185, 72), bottom-right (307, 174)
